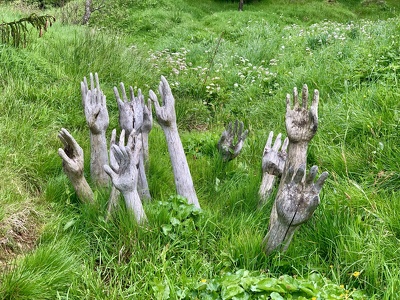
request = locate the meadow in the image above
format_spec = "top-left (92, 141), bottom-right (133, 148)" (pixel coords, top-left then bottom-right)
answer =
top-left (1, 0), bottom-right (400, 298)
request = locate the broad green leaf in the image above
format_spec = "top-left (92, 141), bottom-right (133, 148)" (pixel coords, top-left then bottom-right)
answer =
top-left (161, 224), bottom-right (172, 236)
top-left (298, 281), bottom-right (317, 296)
top-left (350, 289), bottom-right (368, 299)
top-left (152, 281), bottom-right (170, 299)
top-left (253, 278), bottom-right (285, 293)
top-left (240, 275), bottom-right (258, 290)
top-left (170, 217), bottom-right (181, 226)
top-left (199, 291), bottom-right (219, 300)
top-left (278, 275), bottom-right (299, 292)
top-left (194, 280), bottom-right (208, 291)
top-left (219, 274), bottom-right (241, 286)
top-left (270, 292), bottom-right (284, 300)
top-left (221, 285), bottom-right (244, 299)
top-left (207, 281), bottom-right (220, 292)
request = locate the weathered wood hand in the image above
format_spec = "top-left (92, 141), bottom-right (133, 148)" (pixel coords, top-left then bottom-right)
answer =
top-left (285, 85), bottom-right (319, 144)
top-left (103, 131), bottom-right (147, 223)
top-left (137, 98), bottom-right (152, 198)
top-left (262, 131), bottom-right (289, 176)
top-left (258, 131), bottom-right (289, 206)
top-left (285, 85), bottom-right (319, 171)
top-left (150, 76), bottom-right (176, 129)
top-left (217, 120), bottom-right (249, 162)
top-left (263, 85), bottom-right (327, 255)
top-left (57, 128), bottom-right (94, 203)
top-left (106, 129), bottom-right (125, 217)
top-left (263, 165), bottom-right (328, 254)
top-left (81, 73), bottom-right (109, 186)
top-left (150, 76), bottom-right (200, 208)
top-left (81, 73), bottom-right (109, 135)
top-left (114, 83), bottom-right (134, 136)
top-left (114, 83), bottom-right (151, 200)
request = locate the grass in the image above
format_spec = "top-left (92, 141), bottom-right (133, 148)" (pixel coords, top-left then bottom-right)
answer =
top-left (1, 0), bottom-right (400, 298)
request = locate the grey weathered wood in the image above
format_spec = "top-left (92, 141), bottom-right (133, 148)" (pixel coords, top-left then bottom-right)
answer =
top-left (106, 129), bottom-right (123, 218)
top-left (104, 131), bottom-right (147, 223)
top-left (141, 99), bottom-right (153, 167)
top-left (264, 165), bottom-right (328, 254)
top-left (149, 76), bottom-right (200, 208)
top-left (81, 73), bottom-right (109, 187)
top-left (263, 85), bottom-right (328, 254)
top-left (217, 120), bottom-right (249, 162)
top-left (57, 128), bottom-right (94, 204)
top-left (258, 131), bottom-right (288, 206)
top-left (114, 83), bottom-right (151, 200)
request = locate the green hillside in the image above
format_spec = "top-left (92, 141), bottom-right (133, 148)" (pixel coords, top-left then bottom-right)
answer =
top-left (1, 0), bottom-right (400, 298)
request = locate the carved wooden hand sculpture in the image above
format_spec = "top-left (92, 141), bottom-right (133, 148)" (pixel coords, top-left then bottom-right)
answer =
top-left (114, 83), bottom-right (134, 136)
top-left (81, 73), bottom-right (109, 134)
top-left (106, 129), bottom-right (125, 217)
top-left (58, 128), bottom-right (94, 203)
top-left (81, 73), bottom-right (109, 187)
top-left (150, 76), bottom-right (177, 128)
top-left (258, 131), bottom-right (288, 206)
top-left (263, 85), bottom-right (327, 255)
top-left (285, 84), bottom-right (319, 170)
top-left (264, 165), bottom-right (328, 254)
top-left (150, 76), bottom-right (200, 208)
top-left (218, 120), bottom-right (249, 162)
top-left (103, 131), bottom-right (147, 223)
top-left (114, 83), bottom-right (151, 200)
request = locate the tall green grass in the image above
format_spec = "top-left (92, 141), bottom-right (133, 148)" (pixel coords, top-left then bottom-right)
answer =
top-left (1, 0), bottom-right (400, 298)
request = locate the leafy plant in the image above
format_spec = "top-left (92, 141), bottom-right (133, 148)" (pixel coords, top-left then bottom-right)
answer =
top-left (159, 195), bottom-right (202, 240)
top-left (183, 270), bottom-right (367, 300)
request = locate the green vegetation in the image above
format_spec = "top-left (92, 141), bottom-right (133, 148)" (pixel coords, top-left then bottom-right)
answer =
top-left (1, 0), bottom-right (400, 298)
top-left (1, 13), bottom-right (55, 47)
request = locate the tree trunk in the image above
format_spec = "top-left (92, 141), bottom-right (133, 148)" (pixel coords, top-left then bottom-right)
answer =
top-left (238, 0), bottom-right (244, 11)
top-left (82, 0), bottom-right (92, 25)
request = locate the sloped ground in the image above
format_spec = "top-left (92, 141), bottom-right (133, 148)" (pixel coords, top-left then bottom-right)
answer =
top-left (0, 204), bottom-right (42, 270)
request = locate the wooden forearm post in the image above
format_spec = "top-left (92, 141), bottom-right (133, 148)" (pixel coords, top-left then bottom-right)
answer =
top-left (258, 132), bottom-right (288, 206)
top-left (263, 85), bottom-right (328, 255)
top-left (57, 128), bottom-right (94, 204)
top-left (106, 129), bottom-right (125, 218)
top-left (150, 76), bottom-right (200, 209)
top-left (104, 131), bottom-right (147, 223)
top-left (114, 84), bottom-right (152, 201)
top-left (81, 73), bottom-right (109, 187)
top-left (141, 99), bottom-right (153, 169)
